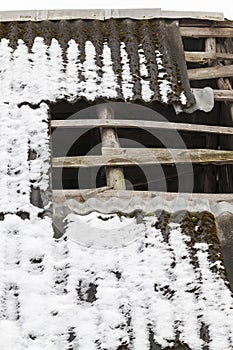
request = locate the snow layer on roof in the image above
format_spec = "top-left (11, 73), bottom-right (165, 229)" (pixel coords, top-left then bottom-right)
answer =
top-left (0, 32), bottom-right (191, 105)
top-left (0, 102), bottom-right (50, 214)
top-left (138, 46), bottom-right (154, 102)
top-left (0, 212), bottom-right (233, 349)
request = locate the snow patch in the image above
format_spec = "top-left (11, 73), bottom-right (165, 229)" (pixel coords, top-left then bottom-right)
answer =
top-left (138, 46), bottom-right (154, 102)
top-left (155, 50), bottom-right (172, 103)
top-left (99, 42), bottom-right (118, 99)
top-left (120, 42), bottom-right (134, 100)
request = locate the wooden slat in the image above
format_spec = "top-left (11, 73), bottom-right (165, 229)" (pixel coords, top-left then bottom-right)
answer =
top-left (51, 119), bottom-right (233, 135)
top-left (185, 51), bottom-right (233, 64)
top-left (213, 90), bottom-right (233, 101)
top-left (180, 20), bottom-right (233, 29)
top-left (180, 27), bottom-right (233, 38)
top-left (204, 38), bottom-right (218, 192)
top-left (52, 148), bottom-right (233, 168)
top-left (53, 189), bottom-right (233, 204)
top-left (188, 64), bottom-right (233, 80)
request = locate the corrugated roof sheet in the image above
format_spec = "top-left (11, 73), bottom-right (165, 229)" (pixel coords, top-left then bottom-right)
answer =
top-left (1, 16), bottom-right (233, 350)
top-left (0, 211), bottom-right (233, 349)
top-left (0, 87), bottom-right (233, 349)
top-left (0, 19), bottom-right (194, 106)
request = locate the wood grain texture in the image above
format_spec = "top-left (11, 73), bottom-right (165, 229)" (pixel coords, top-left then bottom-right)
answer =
top-left (188, 64), bottom-right (233, 80)
top-left (180, 27), bottom-right (233, 38)
top-left (185, 51), bottom-right (233, 64)
top-left (52, 148), bottom-right (233, 168)
top-left (51, 119), bottom-right (233, 134)
top-left (214, 90), bottom-right (233, 101)
top-left (97, 104), bottom-right (125, 190)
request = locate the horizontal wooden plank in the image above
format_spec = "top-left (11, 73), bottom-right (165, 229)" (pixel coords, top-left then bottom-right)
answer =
top-left (188, 64), bottom-right (233, 80)
top-left (180, 19), bottom-right (233, 29)
top-left (180, 26), bottom-right (233, 38)
top-left (52, 148), bottom-right (233, 168)
top-left (51, 119), bottom-right (233, 135)
top-left (213, 89), bottom-right (233, 101)
top-left (185, 51), bottom-right (233, 63)
top-left (53, 189), bottom-right (233, 204)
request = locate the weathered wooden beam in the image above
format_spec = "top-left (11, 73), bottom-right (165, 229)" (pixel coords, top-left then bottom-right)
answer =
top-left (52, 148), bottom-right (233, 168)
top-left (204, 38), bottom-right (218, 192)
top-left (215, 43), bottom-right (233, 90)
top-left (53, 189), bottom-right (233, 204)
top-left (213, 89), bottom-right (233, 101)
top-left (51, 119), bottom-right (233, 135)
top-left (206, 37), bottom-right (216, 66)
top-left (185, 51), bottom-right (233, 64)
top-left (97, 104), bottom-right (125, 190)
top-left (180, 27), bottom-right (233, 38)
top-left (188, 64), bottom-right (233, 80)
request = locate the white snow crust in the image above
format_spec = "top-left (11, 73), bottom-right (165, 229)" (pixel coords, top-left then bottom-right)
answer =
top-left (0, 213), bottom-right (233, 349)
top-left (0, 102), bottom-right (50, 214)
top-left (0, 38), bottom-right (188, 104)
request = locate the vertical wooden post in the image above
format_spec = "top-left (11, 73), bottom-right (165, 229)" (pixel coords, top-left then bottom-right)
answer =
top-left (206, 38), bottom-right (233, 193)
top-left (204, 38), bottom-right (218, 193)
top-left (205, 37), bottom-right (216, 66)
top-left (97, 104), bottom-right (126, 190)
top-left (216, 41), bottom-right (233, 193)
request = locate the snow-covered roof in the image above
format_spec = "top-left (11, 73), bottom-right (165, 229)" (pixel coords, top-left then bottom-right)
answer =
top-left (0, 19), bottom-right (194, 105)
top-left (1, 101), bottom-right (233, 349)
top-left (0, 13), bottom-right (233, 350)
top-left (1, 211), bottom-right (233, 349)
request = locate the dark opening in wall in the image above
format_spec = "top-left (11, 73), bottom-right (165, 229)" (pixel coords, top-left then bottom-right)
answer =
top-left (50, 100), bottom-right (233, 193)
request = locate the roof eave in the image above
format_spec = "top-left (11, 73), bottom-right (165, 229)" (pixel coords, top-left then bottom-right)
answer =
top-left (0, 8), bottom-right (225, 22)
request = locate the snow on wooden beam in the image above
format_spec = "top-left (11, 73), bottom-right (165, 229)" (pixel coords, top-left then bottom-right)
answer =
top-left (51, 119), bottom-right (233, 135)
top-left (52, 148), bottom-right (233, 168)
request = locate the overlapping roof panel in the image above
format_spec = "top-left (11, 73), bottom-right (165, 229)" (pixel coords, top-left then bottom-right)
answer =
top-left (0, 19), bottom-right (195, 106)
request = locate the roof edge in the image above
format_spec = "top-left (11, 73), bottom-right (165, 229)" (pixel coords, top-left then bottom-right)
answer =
top-left (0, 9), bottom-right (225, 22)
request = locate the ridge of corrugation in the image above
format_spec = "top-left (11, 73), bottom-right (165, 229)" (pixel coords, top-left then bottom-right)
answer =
top-left (54, 195), bottom-right (233, 216)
